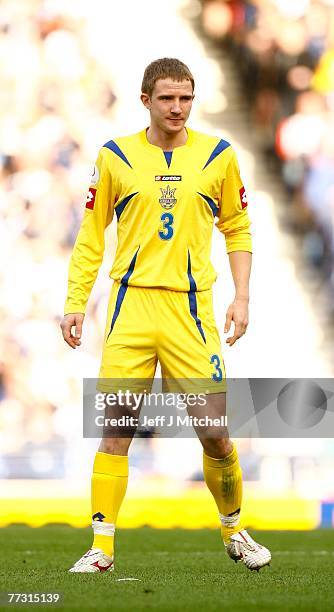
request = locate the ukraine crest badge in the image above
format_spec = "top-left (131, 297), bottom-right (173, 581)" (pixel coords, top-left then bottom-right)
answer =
top-left (159, 185), bottom-right (177, 209)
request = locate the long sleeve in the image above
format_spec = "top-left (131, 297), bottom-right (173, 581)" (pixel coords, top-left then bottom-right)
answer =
top-left (64, 147), bottom-right (115, 314)
top-left (216, 148), bottom-right (252, 253)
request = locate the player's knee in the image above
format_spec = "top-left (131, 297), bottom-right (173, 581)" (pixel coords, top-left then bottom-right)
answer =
top-left (99, 437), bottom-right (131, 455)
top-left (201, 436), bottom-right (233, 458)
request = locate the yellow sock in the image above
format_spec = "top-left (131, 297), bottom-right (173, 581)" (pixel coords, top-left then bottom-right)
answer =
top-left (91, 452), bottom-right (128, 556)
top-left (203, 445), bottom-right (243, 543)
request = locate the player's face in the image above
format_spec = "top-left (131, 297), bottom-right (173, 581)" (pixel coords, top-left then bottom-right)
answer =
top-left (142, 78), bottom-right (194, 135)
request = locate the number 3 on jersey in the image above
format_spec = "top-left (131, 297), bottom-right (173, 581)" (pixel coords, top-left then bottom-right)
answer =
top-left (159, 212), bottom-right (174, 241)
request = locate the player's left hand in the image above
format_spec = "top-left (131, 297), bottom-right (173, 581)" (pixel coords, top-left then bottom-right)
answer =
top-left (224, 297), bottom-right (249, 346)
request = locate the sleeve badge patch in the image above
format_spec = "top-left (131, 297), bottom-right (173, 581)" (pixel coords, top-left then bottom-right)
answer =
top-left (85, 187), bottom-right (97, 209)
top-left (90, 164), bottom-right (99, 186)
top-left (239, 186), bottom-right (248, 209)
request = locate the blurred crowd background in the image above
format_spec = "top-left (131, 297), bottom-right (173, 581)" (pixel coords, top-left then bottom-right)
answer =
top-left (0, 0), bottom-right (118, 479)
top-left (0, 0), bottom-right (333, 519)
top-left (201, 0), bottom-right (334, 306)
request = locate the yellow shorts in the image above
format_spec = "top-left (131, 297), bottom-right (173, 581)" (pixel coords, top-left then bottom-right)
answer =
top-left (98, 282), bottom-right (226, 393)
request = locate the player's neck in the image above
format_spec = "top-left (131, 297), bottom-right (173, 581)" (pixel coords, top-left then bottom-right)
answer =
top-left (146, 126), bottom-right (188, 151)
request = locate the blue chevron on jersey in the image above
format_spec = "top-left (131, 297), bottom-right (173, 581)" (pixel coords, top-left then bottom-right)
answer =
top-left (202, 139), bottom-right (230, 170)
top-left (103, 140), bottom-right (133, 168)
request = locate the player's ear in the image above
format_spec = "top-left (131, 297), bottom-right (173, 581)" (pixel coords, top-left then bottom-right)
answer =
top-left (140, 93), bottom-right (151, 109)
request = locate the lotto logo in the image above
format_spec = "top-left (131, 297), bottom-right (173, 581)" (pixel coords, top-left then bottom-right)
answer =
top-left (239, 186), bottom-right (248, 209)
top-left (86, 188), bottom-right (97, 209)
top-left (155, 175), bottom-right (182, 181)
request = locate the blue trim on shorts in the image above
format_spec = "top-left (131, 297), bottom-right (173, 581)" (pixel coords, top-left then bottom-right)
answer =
top-left (106, 247), bottom-right (139, 340)
top-left (187, 251), bottom-right (206, 344)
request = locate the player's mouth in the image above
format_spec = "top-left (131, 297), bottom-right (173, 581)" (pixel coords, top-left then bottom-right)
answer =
top-left (167, 117), bottom-right (184, 122)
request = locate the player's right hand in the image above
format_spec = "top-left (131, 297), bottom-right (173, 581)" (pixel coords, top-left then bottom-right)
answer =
top-left (60, 313), bottom-right (85, 349)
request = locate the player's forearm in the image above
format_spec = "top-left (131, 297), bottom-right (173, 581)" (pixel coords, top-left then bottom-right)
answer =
top-left (228, 251), bottom-right (252, 301)
top-left (64, 230), bottom-right (105, 315)
top-left (64, 257), bottom-right (102, 315)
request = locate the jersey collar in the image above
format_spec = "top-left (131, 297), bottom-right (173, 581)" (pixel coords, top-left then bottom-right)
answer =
top-left (139, 127), bottom-right (194, 151)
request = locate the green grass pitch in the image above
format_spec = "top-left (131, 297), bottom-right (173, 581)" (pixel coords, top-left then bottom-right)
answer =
top-left (0, 526), bottom-right (333, 611)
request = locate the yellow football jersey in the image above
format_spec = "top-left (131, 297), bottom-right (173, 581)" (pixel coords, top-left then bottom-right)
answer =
top-left (64, 128), bottom-right (251, 315)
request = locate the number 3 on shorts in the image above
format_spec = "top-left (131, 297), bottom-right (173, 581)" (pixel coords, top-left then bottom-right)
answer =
top-left (159, 212), bottom-right (174, 240)
top-left (210, 354), bottom-right (223, 382)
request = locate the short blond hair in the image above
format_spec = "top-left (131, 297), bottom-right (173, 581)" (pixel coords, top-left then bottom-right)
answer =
top-left (141, 58), bottom-right (194, 97)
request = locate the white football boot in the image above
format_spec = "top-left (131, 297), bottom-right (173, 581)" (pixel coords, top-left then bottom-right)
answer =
top-left (69, 548), bottom-right (114, 573)
top-left (225, 530), bottom-right (271, 571)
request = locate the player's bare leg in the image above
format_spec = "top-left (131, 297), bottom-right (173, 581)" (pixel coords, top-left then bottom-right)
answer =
top-left (69, 397), bottom-right (140, 573)
top-left (187, 392), bottom-right (271, 571)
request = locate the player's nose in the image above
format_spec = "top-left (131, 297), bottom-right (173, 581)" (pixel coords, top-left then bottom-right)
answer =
top-left (170, 101), bottom-right (182, 114)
